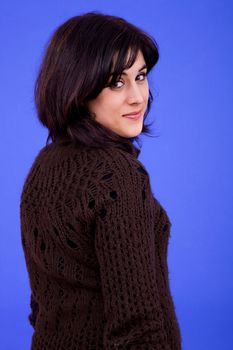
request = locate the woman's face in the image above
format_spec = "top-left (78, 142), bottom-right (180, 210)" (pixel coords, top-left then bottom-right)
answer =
top-left (87, 50), bottom-right (149, 138)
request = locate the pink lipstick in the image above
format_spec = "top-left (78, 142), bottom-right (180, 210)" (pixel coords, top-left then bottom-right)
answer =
top-left (122, 110), bottom-right (142, 120)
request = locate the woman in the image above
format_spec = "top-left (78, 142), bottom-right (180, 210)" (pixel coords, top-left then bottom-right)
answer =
top-left (20, 12), bottom-right (182, 349)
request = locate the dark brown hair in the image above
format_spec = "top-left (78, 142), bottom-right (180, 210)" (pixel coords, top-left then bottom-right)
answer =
top-left (34, 12), bottom-right (159, 157)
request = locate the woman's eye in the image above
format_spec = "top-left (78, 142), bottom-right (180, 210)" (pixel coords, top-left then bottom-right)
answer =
top-left (111, 80), bottom-right (124, 89)
top-left (108, 72), bottom-right (147, 89)
top-left (136, 72), bottom-right (147, 81)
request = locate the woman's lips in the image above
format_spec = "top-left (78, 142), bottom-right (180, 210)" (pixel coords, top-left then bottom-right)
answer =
top-left (122, 110), bottom-right (142, 120)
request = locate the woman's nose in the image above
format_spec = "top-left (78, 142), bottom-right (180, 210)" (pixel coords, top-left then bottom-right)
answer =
top-left (126, 83), bottom-right (144, 104)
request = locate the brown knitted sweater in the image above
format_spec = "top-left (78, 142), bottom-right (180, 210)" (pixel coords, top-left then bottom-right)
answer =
top-left (20, 140), bottom-right (182, 349)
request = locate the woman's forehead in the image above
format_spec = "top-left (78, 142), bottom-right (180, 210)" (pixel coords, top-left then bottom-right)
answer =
top-left (110, 48), bottom-right (145, 75)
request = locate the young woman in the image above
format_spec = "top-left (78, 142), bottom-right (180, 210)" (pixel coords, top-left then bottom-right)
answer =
top-left (20, 12), bottom-right (182, 349)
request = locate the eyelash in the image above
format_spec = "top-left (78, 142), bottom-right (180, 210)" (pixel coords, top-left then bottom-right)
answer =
top-left (110, 72), bottom-right (147, 89)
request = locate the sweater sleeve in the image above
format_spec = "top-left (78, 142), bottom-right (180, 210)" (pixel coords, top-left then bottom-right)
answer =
top-left (94, 154), bottom-right (170, 350)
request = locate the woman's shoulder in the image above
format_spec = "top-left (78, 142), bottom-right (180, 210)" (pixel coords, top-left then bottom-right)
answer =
top-left (85, 146), bottom-right (152, 201)
top-left (23, 141), bottom-right (150, 195)
top-left (34, 141), bottom-right (146, 172)
top-left (20, 141), bottom-right (153, 218)
top-left (101, 145), bottom-right (150, 181)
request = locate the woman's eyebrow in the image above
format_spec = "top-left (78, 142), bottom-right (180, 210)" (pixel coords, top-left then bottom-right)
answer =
top-left (121, 63), bottom-right (147, 76)
top-left (110, 64), bottom-right (147, 78)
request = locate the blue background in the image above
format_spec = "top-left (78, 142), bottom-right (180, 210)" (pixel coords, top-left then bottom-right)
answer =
top-left (1, 1), bottom-right (232, 349)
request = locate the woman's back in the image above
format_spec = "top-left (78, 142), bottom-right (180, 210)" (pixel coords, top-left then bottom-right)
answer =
top-left (20, 140), bottom-right (182, 349)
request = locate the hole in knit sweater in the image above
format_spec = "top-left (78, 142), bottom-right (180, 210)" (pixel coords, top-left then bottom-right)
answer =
top-left (66, 238), bottom-right (78, 249)
top-left (88, 199), bottom-right (95, 209)
top-left (53, 226), bottom-right (59, 236)
top-left (67, 223), bottom-right (76, 232)
top-left (34, 227), bottom-right (38, 238)
top-left (40, 241), bottom-right (46, 251)
top-left (109, 190), bottom-right (117, 199)
top-left (102, 172), bottom-right (113, 180)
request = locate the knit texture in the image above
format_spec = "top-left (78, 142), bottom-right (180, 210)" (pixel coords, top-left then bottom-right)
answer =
top-left (20, 140), bottom-right (182, 349)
